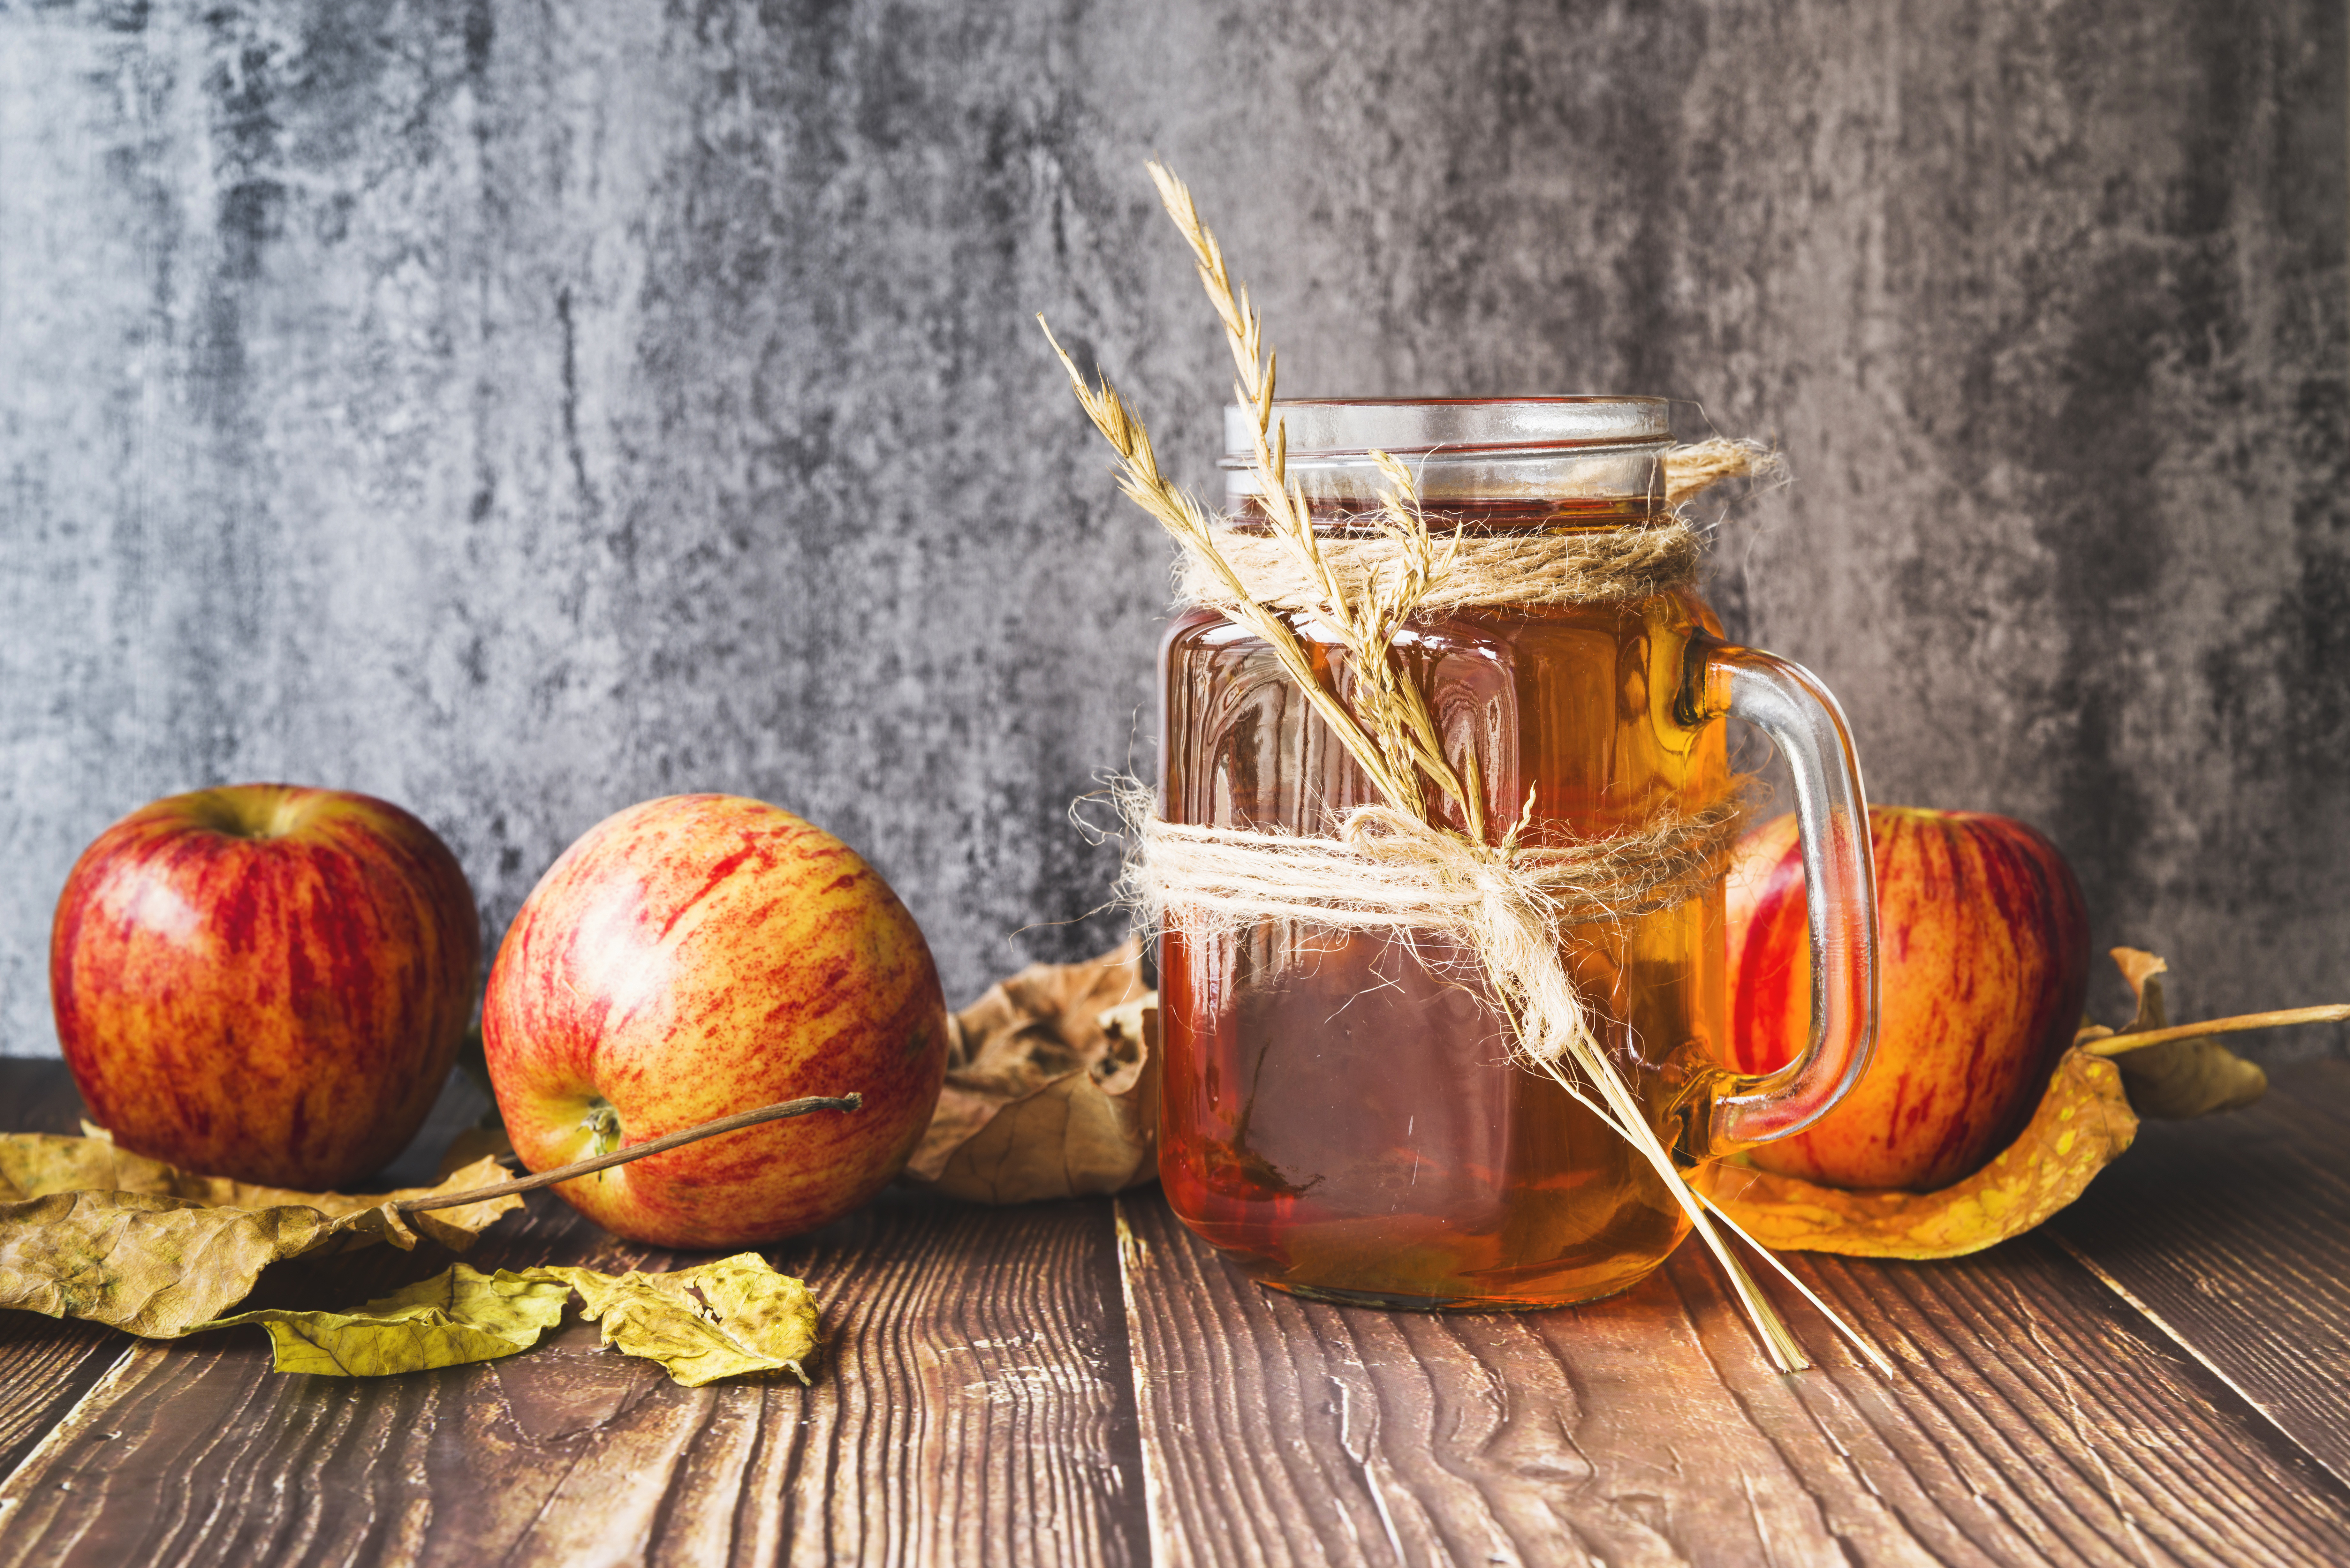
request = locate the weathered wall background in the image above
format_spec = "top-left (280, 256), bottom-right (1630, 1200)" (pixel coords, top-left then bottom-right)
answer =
top-left (2, 0), bottom-right (2343, 1055)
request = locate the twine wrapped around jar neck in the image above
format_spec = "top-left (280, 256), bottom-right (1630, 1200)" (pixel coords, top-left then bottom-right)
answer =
top-left (1175, 437), bottom-right (1769, 616)
top-left (1176, 519), bottom-right (1700, 616)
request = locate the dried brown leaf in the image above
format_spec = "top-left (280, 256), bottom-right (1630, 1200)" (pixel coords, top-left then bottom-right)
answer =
top-left (2088, 947), bottom-right (2270, 1119)
top-left (904, 940), bottom-right (1159, 1204)
top-left (0, 1134), bottom-right (521, 1337)
top-left (1702, 1047), bottom-right (2139, 1259)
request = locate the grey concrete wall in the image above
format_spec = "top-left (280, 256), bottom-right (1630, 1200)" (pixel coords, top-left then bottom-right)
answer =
top-left (2, 0), bottom-right (2343, 1056)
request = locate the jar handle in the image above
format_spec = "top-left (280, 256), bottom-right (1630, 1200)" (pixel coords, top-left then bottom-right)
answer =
top-left (1682, 642), bottom-right (1880, 1156)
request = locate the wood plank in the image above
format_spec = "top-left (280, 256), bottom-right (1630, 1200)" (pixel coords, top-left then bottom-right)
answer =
top-left (0, 1060), bottom-right (480, 1492)
top-left (0, 1055), bottom-right (1147, 1566)
top-left (0, 1318), bottom-right (126, 1489)
top-left (1117, 1186), bottom-right (2350, 1568)
top-left (0, 1192), bottom-right (1146, 1566)
top-left (1682, 1242), bottom-right (2350, 1567)
top-left (0, 1063), bottom-right (133, 1489)
top-left (2047, 1056), bottom-right (2350, 1489)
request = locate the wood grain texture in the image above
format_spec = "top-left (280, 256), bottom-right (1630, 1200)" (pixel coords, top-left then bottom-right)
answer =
top-left (13, 1057), bottom-right (2350, 1565)
top-left (0, 1065), bottom-right (1145, 1567)
top-left (0, 1318), bottom-right (127, 1490)
top-left (0, 1062), bottom-right (133, 1486)
top-left (2049, 1057), bottom-right (2350, 1490)
top-left (1117, 1188), bottom-right (2350, 1568)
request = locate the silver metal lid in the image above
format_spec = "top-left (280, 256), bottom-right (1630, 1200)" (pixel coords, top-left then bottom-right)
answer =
top-left (1219, 398), bottom-right (1670, 511)
top-left (1221, 397), bottom-right (1670, 460)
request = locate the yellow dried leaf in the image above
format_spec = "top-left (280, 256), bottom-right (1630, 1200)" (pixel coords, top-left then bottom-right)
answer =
top-left (1701, 1048), bottom-right (2139, 1259)
top-left (2, 1131), bottom-right (519, 1248)
top-left (2091, 947), bottom-right (2269, 1119)
top-left (0, 1190), bottom-right (345, 1335)
top-left (188, 1263), bottom-right (571, 1375)
top-left (0, 1134), bottom-right (522, 1338)
top-left (543, 1254), bottom-right (821, 1387)
top-left (9, 1126), bottom-right (385, 1211)
top-left (905, 941), bottom-right (1159, 1204)
top-left (197, 1255), bottom-right (823, 1386)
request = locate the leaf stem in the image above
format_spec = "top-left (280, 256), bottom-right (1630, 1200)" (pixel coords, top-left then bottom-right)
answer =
top-left (2080, 1005), bottom-right (2350, 1058)
top-left (395, 1094), bottom-right (865, 1214)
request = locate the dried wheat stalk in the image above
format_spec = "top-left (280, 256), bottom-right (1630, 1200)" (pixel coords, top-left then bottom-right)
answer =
top-left (1144, 163), bottom-right (1486, 841)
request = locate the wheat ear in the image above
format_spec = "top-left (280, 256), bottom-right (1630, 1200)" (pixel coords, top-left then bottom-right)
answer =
top-left (1145, 161), bottom-right (1485, 841)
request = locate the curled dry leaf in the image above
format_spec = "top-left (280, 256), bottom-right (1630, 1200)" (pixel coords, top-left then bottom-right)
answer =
top-left (904, 939), bottom-right (1159, 1204)
top-left (1, 1192), bottom-right (355, 1337)
top-left (0, 1133), bottom-right (521, 1338)
top-left (2079, 947), bottom-right (2269, 1119)
top-left (194, 1254), bottom-right (822, 1385)
top-left (11, 1127), bottom-right (517, 1243)
top-left (190, 1263), bottom-right (571, 1376)
top-left (1701, 1048), bottom-right (2138, 1259)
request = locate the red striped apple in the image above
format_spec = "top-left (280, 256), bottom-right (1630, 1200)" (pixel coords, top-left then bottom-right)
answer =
top-left (482, 794), bottom-right (948, 1248)
top-left (1725, 806), bottom-right (2090, 1191)
top-left (51, 784), bottom-right (481, 1189)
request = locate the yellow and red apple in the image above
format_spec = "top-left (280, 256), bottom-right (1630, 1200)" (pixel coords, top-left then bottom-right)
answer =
top-left (1725, 805), bottom-right (2090, 1191)
top-left (482, 794), bottom-right (948, 1248)
top-left (50, 784), bottom-right (482, 1190)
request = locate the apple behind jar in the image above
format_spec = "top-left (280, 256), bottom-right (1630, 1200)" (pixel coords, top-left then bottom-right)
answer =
top-left (1725, 805), bottom-right (2091, 1192)
top-left (483, 794), bottom-right (949, 1249)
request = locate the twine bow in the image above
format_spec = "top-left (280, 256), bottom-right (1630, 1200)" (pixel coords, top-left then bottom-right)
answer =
top-left (1134, 793), bottom-right (1745, 1062)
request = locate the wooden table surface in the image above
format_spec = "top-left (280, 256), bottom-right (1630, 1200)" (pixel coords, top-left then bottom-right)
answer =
top-left (3, 1056), bottom-right (2348, 1567)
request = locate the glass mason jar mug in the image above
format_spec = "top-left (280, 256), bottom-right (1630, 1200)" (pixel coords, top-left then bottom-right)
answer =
top-left (1157, 398), bottom-right (1878, 1310)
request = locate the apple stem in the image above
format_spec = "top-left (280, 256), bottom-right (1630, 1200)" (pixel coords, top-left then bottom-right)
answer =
top-left (2081, 1005), bottom-right (2350, 1058)
top-left (395, 1092), bottom-right (866, 1214)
